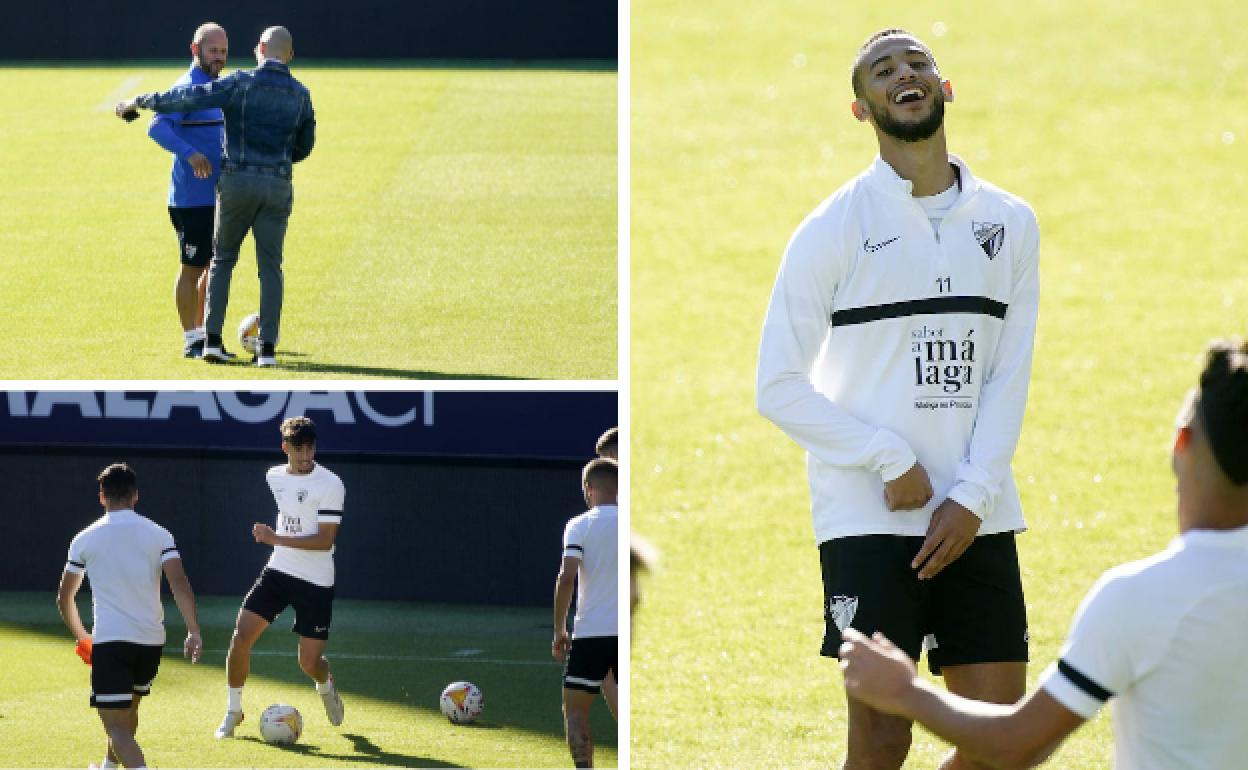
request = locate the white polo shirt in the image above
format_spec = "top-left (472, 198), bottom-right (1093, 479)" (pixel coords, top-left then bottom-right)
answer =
top-left (265, 463), bottom-right (345, 588)
top-left (1039, 525), bottom-right (1248, 769)
top-left (562, 504), bottom-right (618, 638)
top-left (64, 509), bottom-right (180, 645)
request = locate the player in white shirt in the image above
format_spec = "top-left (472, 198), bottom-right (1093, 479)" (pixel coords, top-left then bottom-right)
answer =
top-left (756, 28), bottom-right (1041, 770)
top-left (839, 338), bottom-right (1248, 769)
top-left (214, 416), bottom-right (347, 739)
top-left (553, 457), bottom-right (619, 769)
top-left (57, 463), bottom-right (203, 770)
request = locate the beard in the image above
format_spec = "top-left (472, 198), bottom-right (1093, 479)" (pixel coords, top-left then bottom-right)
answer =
top-left (870, 96), bottom-right (945, 143)
top-left (195, 57), bottom-right (223, 78)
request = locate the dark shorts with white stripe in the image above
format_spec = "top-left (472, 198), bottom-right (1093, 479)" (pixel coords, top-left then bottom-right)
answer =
top-left (563, 635), bottom-right (617, 693)
top-left (242, 567), bottom-right (335, 640)
top-left (819, 533), bottom-right (1029, 675)
top-left (90, 642), bottom-right (163, 709)
top-left (168, 205), bottom-right (215, 267)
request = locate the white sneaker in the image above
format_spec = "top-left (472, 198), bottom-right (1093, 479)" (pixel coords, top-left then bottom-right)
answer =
top-left (320, 675), bottom-right (344, 726)
top-left (255, 342), bottom-right (277, 368)
top-left (214, 710), bottom-right (244, 739)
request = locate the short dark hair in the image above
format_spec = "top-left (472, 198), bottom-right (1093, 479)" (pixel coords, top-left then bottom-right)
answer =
top-left (595, 426), bottom-right (618, 457)
top-left (98, 463), bottom-right (138, 504)
top-left (1196, 338), bottom-right (1248, 485)
top-left (850, 28), bottom-right (936, 98)
top-left (280, 416), bottom-right (317, 445)
top-left (582, 456), bottom-right (618, 491)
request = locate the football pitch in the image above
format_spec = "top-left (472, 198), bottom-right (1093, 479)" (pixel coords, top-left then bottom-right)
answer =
top-left (0, 63), bottom-right (616, 380)
top-left (0, 592), bottom-right (616, 767)
top-left (631, 0), bottom-right (1247, 768)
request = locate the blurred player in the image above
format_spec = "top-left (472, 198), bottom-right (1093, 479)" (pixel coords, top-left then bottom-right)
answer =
top-left (118, 26), bottom-right (316, 367)
top-left (57, 463), bottom-right (203, 769)
top-left (553, 458), bottom-right (619, 768)
top-left (840, 338), bottom-right (1248, 768)
top-left (147, 22), bottom-right (228, 359)
top-left (214, 416), bottom-right (346, 738)
top-left (756, 28), bottom-right (1040, 770)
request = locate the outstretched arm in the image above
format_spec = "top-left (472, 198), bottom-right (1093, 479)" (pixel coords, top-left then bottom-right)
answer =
top-left (117, 75), bottom-right (238, 119)
top-left (840, 629), bottom-right (1084, 769)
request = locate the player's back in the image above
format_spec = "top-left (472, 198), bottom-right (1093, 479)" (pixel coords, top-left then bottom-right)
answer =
top-left (566, 504), bottom-right (618, 638)
top-left (1109, 529), bottom-right (1248, 769)
top-left (68, 510), bottom-right (174, 644)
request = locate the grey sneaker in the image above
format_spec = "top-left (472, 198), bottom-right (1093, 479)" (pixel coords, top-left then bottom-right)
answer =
top-left (320, 674), bottom-right (344, 726)
top-left (214, 710), bottom-right (244, 739)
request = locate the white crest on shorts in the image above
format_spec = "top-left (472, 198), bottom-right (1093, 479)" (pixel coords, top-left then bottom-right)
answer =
top-left (827, 595), bottom-right (859, 632)
top-left (185, 243), bottom-right (198, 258)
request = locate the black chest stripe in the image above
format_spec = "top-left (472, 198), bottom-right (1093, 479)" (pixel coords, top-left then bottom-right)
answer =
top-left (181, 119), bottom-right (224, 127)
top-left (831, 296), bottom-right (1007, 328)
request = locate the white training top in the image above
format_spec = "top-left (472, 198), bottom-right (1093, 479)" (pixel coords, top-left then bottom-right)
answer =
top-left (64, 509), bottom-right (180, 645)
top-left (757, 154), bottom-right (1040, 543)
top-left (1039, 525), bottom-right (1248, 770)
top-left (915, 179), bottom-right (961, 235)
top-left (562, 504), bottom-right (618, 638)
top-left (265, 463), bottom-right (345, 588)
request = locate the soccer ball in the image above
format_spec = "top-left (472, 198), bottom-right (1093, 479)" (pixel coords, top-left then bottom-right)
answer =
top-left (237, 312), bottom-right (261, 354)
top-left (259, 703), bottom-right (302, 744)
top-left (439, 681), bottom-right (484, 724)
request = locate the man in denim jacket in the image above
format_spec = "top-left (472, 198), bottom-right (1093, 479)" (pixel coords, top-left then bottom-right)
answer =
top-left (147, 22), bottom-right (228, 360)
top-left (118, 26), bottom-right (316, 368)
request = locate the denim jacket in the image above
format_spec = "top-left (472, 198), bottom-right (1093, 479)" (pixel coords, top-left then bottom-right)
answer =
top-left (137, 59), bottom-right (315, 174)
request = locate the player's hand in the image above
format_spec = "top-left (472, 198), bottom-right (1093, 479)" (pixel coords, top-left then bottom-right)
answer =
top-left (839, 628), bottom-right (918, 716)
top-left (115, 99), bottom-right (140, 121)
top-left (252, 523), bottom-right (275, 545)
top-left (552, 630), bottom-right (571, 662)
top-left (187, 152), bottom-right (213, 179)
top-left (883, 462), bottom-right (933, 511)
top-left (912, 499), bottom-right (981, 580)
top-left (74, 637), bottom-right (93, 665)
top-left (184, 631), bottom-right (203, 663)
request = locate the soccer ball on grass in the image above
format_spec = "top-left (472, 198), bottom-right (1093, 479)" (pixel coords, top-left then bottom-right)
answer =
top-left (259, 703), bottom-right (303, 744)
top-left (439, 681), bottom-right (484, 724)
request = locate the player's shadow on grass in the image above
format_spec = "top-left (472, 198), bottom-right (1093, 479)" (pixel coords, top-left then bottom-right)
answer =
top-left (205, 350), bottom-right (526, 379)
top-left (239, 733), bottom-right (463, 768)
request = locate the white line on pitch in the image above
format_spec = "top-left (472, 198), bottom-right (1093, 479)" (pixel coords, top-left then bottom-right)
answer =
top-left (164, 647), bottom-right (557, 666)
top-left (97, 76), bottom-right (144, 111)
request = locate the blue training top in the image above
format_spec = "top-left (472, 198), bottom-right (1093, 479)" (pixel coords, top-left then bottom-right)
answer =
top-left (147, 63), bottom-right (224, 208)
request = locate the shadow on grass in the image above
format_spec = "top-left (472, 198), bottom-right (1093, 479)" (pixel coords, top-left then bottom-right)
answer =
top-left (236, 733), bottom-right (463, 768)
top-left (198, 350), bottom-right (527, 379)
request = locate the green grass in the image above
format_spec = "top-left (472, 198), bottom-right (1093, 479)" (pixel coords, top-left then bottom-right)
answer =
top-left (631, 1), bottom-right (1248, 767)
top-left (0, 64), bottom-right (616, 379)
top-left (0, 592), bottom-right (616, 767)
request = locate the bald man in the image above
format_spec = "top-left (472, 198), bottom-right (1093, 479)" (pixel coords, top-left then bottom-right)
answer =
top-left (118, 26), bottom-right (316, 369)
top-left (146, 22), bottom-right (228, 360)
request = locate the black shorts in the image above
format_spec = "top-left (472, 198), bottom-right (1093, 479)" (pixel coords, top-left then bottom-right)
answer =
top-left (563, 635), bottom-right (617, 693)
top-left (167, 205), bottom-right (215, 267)
top-left (819, 533), bottom-right (1028, 675)
top-left (242, 568), bottom-right (335, 640)
top-left (90, 642), bottom-right (163, 709)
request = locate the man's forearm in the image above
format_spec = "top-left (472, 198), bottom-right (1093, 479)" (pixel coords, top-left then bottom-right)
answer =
top-left (56, 596), bottom-right (89, 641)
top-left (268, 532), bottom-right (334, 551)
top-left (553, 574), bottom-right (575, 630)
top-left (897, 679), bottom-right (1045, 770)
top-left (168, 576), bottom-right (201, 634)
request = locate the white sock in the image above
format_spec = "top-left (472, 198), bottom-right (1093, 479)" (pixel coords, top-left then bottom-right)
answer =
top-left (101, 759), bottom-right (118, 769)
top-left (315, 677), bottom-right (333, 694)
top-left (183, 329), bottom-right (201, 344)
top-left (228, 686), bottom-right (243, 713)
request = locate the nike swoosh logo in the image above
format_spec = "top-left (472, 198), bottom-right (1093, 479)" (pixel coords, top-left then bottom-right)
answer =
top-left (864, 236), bottom-right (900, 253)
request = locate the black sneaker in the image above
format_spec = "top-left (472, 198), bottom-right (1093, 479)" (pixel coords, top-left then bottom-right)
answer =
top-left (183, 338), bottom-right (205, 358)
top-left (202, 333), bottom-right (237, 363)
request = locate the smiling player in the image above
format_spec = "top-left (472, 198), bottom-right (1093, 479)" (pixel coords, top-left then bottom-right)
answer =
top-left (757, 28), bottom-right (1041, 770)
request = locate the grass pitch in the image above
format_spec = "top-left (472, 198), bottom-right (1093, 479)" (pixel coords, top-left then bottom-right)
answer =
top-left (631, 1), bottom-right (1248, 767)
top-left (0, 592), bottom-right (616, 768)
top-left (0, 63), bottom-right (616, 379)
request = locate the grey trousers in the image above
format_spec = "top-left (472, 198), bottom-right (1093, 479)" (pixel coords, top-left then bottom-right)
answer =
top-left (205, 171), bottom-right (293, 346)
